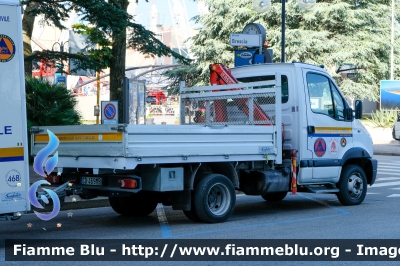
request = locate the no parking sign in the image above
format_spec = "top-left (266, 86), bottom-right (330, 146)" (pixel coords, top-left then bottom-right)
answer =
top-left (101, 101), bottom-right (118, 124)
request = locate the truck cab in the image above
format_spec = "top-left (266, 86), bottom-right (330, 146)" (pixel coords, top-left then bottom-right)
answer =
top-left (232, 63), bottom-right (377, 203)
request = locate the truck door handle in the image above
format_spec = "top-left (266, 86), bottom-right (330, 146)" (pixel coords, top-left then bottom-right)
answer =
top-left (307, 126), bottom-right (315, 134)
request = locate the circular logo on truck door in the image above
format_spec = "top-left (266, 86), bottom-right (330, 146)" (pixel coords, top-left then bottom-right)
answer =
top-left (0, 34), bottom-right (15, 62)
top-left (314, 138), bottom-right (326, 157)
top-left (340, 137), bottom-right (347, 147)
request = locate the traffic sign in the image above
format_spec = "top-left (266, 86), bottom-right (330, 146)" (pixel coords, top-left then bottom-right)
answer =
top-left (55, 76), bottom-right (67, 88)
top-left (101, 101), bottom-right (118, 124)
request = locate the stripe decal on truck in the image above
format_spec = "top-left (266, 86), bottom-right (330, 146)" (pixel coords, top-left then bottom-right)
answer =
top-left (308, 127), bottom-right (352, 137)
top-left (0, 147), bottom-right (24, 162)
top-left (34, 132), bottom-right (123, 142)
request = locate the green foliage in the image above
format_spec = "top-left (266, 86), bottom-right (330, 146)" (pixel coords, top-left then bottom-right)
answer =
top-left (367, 109), bottom-right (399, 128)
top-left (166, 0), bottom-right (400, 101)
top-left (25, 76), bottom-right (82, 163)
top-left (25, 76), bottom-right (82, 127)
top-left (22, 0), bottom-right (190, 78)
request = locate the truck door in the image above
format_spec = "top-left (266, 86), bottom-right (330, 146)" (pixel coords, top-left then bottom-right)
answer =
top-left (302, 70), bottom-right (353, 180)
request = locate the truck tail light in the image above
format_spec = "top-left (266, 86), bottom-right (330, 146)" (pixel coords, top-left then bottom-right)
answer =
top-left (45, 175), bottom-right (61, 184)
top-left (118, 179), bottom-right (138, 189)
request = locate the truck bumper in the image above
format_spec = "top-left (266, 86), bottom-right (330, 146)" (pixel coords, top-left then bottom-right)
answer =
top-left (370, 159), bottom-right (378, 185)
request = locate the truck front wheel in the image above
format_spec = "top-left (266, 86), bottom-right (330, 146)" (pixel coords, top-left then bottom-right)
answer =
top-left (193, 174), bottom-right (236, 223)
top-left (109, 193), bottom-right (158, 217)
top-left (336, 165), bottom-right (367, 206)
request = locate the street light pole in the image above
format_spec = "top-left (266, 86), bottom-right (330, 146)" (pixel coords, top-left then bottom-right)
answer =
top-left (253, 0), bottom-right (316, 63)
top-left (281, 0), bottom-right (286, 63)
top-left (391, 0), bottom-right (395, 80)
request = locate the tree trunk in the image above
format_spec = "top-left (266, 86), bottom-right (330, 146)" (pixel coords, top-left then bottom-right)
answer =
top-left (22, 3), bottom-right (39, 76)
top-left (109, 0), bottom-right (129, 123)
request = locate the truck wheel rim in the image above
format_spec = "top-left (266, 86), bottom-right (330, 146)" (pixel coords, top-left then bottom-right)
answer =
top-left (347, 173), bottom-right (363, 199)
top-left (207, 183), bottom-right (231, 216)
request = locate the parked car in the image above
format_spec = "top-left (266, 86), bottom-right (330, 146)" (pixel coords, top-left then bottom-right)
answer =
top-left (393, 112), bottom-right (400, 140)
top-left (145, 96), bottom-right (157, 104)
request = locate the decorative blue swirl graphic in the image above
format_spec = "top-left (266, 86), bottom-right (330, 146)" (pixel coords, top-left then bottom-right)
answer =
top-left (29, 130), bottom-right (61, 220)
top-left (28, 180), bottom-right (61, 221)
top-left (33, 130), bottom-right (59, 177)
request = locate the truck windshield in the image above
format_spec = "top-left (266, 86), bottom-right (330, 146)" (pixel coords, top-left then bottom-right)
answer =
top-left (237, 75), bottom-right (288, 103)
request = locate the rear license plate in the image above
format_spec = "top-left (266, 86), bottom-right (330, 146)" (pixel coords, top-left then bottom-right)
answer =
top-left (80, 176), bottom-right (103, 186)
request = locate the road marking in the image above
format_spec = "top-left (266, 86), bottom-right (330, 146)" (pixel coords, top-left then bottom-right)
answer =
top-left (167, 194), bottom-right (349, 238)
top-left (378, 162), bottom-right (400, 166)
top-left (378, 166), bottom-right (400, 173)
top-left (366, 192), bottom-right (380, 194)
top-left (387, 194), bottom-right (400, 197)
top-left (390, 188), bottom-right (400, 190)
top-left (375, 177), bottom-right (400, 181)
top-left (377, 171), bottom-right (400, 176)
top-left (156, 203), bottom-right (172, 238)
top-left (370, 181), bottom-right (400, 188)
top-left (378, 166), bottom-right (400, 170)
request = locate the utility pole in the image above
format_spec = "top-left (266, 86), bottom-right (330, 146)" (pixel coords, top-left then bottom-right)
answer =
top-left (96, 44), bottom-right (101, 124)
top-left (391, 0), bottom-right (395, 80)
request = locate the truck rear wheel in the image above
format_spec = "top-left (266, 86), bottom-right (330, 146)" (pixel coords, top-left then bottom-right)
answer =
top-left (261, 191), bottom-right (288, 202)
top-left (109, 193), bottom-right (158, 217)
top-left (336, 164), bottom-right (367, 206)
top-left (193, 174), bottom-right (236, 223)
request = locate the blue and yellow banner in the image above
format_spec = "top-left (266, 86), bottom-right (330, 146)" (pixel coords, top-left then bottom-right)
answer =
top-left (309, 127), bottom-right (353, 137)
top-left (0, 147), bottom-right (24, 162)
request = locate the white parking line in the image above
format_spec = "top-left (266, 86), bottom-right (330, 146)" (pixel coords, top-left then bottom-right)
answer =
top-left (376, 177), bottom-right (400, 181)
top-left (377, 172), bottom-right (400, 176)
top-left (370, 181), bottom-right (400, 188)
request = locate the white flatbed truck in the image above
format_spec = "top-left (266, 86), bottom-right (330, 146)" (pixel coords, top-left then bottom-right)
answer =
top-left (30, 62), bottom-right (377, 223)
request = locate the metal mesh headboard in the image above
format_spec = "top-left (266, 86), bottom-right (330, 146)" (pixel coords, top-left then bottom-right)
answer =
top-left (180, 76), bottom-right (282, 126)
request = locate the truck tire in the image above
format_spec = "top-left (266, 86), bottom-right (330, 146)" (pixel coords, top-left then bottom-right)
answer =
top-left (193, 174), bottom-right (236, 223)
top-left (109, 197), bottom-right (126, 215)
top-left (336, 164), bottom-right (367, 206)
top-left (109, 193), bottom-right (158, 217)
top-left (261, 191), bottom-right (288, 202)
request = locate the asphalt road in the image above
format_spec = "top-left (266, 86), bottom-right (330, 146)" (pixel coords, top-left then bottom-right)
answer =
top-left (1, 155), bottom-right (399, 265)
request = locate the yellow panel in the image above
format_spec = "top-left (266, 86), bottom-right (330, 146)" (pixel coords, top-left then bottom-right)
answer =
top-left (34, 132), bottom-right (123, 142)
top-left (0, 147), bottom-right (24, 158)
top-left (314, 127), bottom-right (352, 134)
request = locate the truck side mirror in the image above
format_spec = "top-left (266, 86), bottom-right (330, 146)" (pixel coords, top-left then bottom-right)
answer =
top-left (354, 100), bottom-right (363, 119)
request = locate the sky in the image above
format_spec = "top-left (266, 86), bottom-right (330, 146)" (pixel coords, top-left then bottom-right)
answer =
top-left (132, 0), bottom-right (201, 29)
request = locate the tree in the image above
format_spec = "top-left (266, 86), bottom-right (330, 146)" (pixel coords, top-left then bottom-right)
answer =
top-left (22, 0), bottom-right (191, 121)
top-left (25, 77), bottom-right (82, 127)
top-left (167, 0), bottom-right (400, 102)
top-left (22, 2), bottom-right (39, 75)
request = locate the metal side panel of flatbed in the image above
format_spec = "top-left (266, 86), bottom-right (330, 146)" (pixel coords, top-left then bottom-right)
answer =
top-left (31, 124), bottom-right (280, 170)
top-left (31, 124), bottom-right (126, 157)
